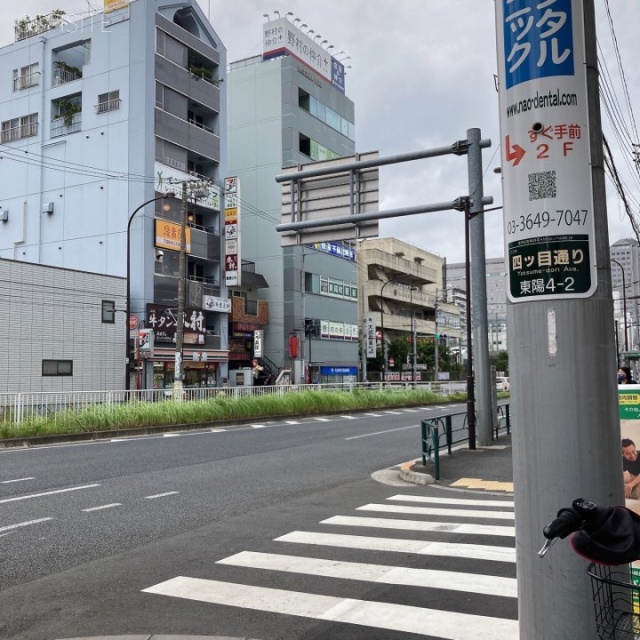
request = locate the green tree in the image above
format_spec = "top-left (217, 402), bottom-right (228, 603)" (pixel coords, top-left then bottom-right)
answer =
top-left (490, 351), bottom-right (509, 375)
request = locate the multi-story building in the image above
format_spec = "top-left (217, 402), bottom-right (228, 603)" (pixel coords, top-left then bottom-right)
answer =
top-left (0, 258), bottom-right (125, 393)
top-left (0, 1), bottom-right (229, 390)
top-left (610, 237), bottom-right (640, 355)
top-left (358, 237), bottom-right (461, 380)
top-left (227, 16), bottom-right (358, 384)
top-left (446, 257), bottom-right (508, 353)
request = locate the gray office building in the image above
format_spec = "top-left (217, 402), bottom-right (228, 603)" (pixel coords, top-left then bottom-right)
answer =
top-left (227, 17), bottom-right (358, 383)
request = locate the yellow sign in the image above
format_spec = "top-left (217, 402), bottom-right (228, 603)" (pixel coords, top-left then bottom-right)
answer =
top-left (225, 207), bottom-right (238, 223)
top-left (104, 0), bottom-right (129, 14)
top-left (155, 219), bottom-right (191, 253)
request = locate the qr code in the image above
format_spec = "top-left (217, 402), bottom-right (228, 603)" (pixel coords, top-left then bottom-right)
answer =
top-left (528, 170), bottom-right (557, 201)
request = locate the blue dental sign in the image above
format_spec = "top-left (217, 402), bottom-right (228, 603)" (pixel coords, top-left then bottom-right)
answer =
top-left (503, 0), bottom-right (574, 89)
top-left (320, 366), bottom-right (358, 376)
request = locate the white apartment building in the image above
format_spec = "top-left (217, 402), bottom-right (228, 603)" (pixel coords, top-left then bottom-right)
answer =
top-left (0, 1), bottom-right (228, 390)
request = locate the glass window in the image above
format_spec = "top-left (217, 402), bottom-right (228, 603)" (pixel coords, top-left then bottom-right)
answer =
top-left (102, 300), bottom-right (115, 323)
top-left (42, 360), bottom-right (73, 376)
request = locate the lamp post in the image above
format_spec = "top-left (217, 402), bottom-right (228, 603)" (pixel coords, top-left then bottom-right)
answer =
top-left (612, 259), bottom-right (629, 356)
top-left (126, 192), bottom-right (175, 391)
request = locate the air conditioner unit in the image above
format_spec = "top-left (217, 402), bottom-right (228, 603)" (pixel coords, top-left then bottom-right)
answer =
top-left (42, 202), bottom-right (54, 214)
top-left (0, 209), bottom-right (8, 223)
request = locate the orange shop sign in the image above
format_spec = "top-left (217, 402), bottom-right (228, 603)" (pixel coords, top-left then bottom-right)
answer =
top-left (155, 219), bottom-right (191, 253)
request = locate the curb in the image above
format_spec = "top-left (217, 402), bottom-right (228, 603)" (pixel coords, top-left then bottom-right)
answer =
top-left (399, 459), bottom-right (435, 486)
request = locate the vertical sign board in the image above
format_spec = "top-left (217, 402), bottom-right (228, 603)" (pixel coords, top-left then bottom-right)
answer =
top-left (224, 177), bottom-right (241, 287)
top-left (496, 0), bottom-right (596, 302)
top-left (365, 314), bottom-right (376, 358)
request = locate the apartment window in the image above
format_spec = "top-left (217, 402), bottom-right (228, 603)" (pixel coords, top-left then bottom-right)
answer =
top-left (13, 63), bottom-right (40, 91)
top-left (42, 360), bottom-right (73, 376)
top-left (102, 300), bottom-right (115, 323)
top-left (1, 113), bottom-right (38, 143)
top-left (96, 90), bottom-right (120, 113)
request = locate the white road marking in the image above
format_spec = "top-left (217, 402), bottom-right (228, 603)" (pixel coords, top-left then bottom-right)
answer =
top-left (145, 492), bottom-right (179, 499)
top-left (82, 503), bottom-right (121, 512)
top-left (218, 551), bottom-right (517, 598)
top-left (0, 518), bottom-right (53, 533)
top-left (383, 410), bottom-right (403, 415)
top-left (276, 530), bottom-right (515, 563)
top-left (314, 417), bottom-right (330, 422)
top-left (251, 424), bottom-right (267, 428)
top-left (163, 433), bottom-right (181, 438)
top-left (345, 425), bottom-right (416, 440)
top-left (358, 503), bottom-right (515, 520)
top-left (321, 515), bottom-right (515, 537)
top-left (143, 577), bottom-right (518, 639)
top-left (402, 408), bottom-right (420, 412)
top-left (340, 415), bottom-right (357, 420)
top-left (387, 494), bottom-right (515, 508)
top-left (285, 420), bottom-right (300, 425)
top-left (0, 484), bottom-right (101, 505)
top-left (210, 428), bottom-right (226, 432)
top-left (363, 413), bottom-right (383, 417)
top-left (0, 477), bottom-right (35, 484)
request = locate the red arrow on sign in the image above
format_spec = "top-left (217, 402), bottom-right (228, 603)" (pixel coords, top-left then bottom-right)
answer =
top-left (505, 135), bottom-right (526, 166)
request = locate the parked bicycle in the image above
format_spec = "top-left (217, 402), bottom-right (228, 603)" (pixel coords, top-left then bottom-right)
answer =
top-left (540, 498), bottom-right (640, 639)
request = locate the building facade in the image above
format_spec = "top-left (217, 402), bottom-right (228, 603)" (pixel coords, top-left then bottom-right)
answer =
top-left (610, 237), bottom-right (640, 356)
top-left (358, 237), bottom-right (461, 380)
top-left (0, 258), bottom-right (125, 393)
top-left (446, 257), bottom-right (508, 354)
top-left (227, 17), bottom-right (358, 384)
top-left (0, 1), bottom-right (229, 390)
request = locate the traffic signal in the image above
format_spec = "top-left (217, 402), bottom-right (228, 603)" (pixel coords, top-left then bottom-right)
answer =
top-left (304, 318), bottom-right (314, 337)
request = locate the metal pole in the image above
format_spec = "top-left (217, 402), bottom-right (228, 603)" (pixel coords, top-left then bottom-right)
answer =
top-left (612, 259), bottom-right (629, 354)
top-left (380, 276), bottom-right (404, 381)
top-left (464, 201), bottom-right (476, 450)
top-left (411, 287), bottom-right (417, 383)
top-left (467, 127), bottom-right (494, 446)
top-left (434, 292), bottom-right (439, 381)
top-left (173, 181), bottom-right (188, 400)
top-left (126, 193), bottom-right (174, 391)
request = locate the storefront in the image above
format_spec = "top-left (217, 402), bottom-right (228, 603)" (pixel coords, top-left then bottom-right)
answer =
top-left (319, 365), bottom-right (358, 384)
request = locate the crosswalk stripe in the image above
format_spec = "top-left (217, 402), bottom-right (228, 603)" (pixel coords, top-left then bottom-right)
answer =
top-left (143, 576), bottom-right (518, 639)
top-left (357, 503), bottom-right (515, 520)
top-left (387, 494), bottom-right (515, 508)
top-left (217, 551), bottom-right (517, 598)
top-left (275, 531), bottom-right (516, 563)
top-left (321, 515), bottom-right (515, 537)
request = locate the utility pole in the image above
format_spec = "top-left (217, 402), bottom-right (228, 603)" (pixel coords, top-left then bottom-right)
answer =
top-left (173, 180), bottom-right (188, 401)
top-left (495, 2), bottom-right (621, 638)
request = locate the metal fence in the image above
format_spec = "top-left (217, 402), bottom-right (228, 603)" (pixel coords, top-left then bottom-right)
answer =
top-left (421, 403), bottom-right (511, 480)
top-left (0, 380), bottom-right (463, 427)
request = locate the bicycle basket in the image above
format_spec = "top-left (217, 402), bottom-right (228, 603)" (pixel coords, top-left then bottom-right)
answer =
top-left (589, 562), bottom-right (640, 639)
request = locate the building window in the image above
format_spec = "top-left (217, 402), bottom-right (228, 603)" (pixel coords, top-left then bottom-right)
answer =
top-left (42, 360), bottom-right (73, 376)
top-left (1, 113), bottom-right (38, 143)
top-left (51, 95), bottom-right (82, 137)
top-left (96, 90), bottom-right (120, 113)
top-left (102, 300), bottom-right (115, 323)
top-left (13, 63), bottom-right (40, 91)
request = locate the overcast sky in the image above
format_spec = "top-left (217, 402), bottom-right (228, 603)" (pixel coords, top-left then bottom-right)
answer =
top-left (2, 1), bottom-right (638, 264)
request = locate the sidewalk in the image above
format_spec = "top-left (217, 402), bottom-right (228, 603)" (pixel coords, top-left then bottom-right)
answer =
top-left (400, 433), bottom-right (514, 493)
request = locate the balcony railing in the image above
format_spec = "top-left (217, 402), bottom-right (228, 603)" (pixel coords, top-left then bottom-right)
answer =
top-left (0, 122), bottom-right (39, 143)
top-left (53, 67), bottom-right (82, 87)
top-left (188, 118), bottom-right (219, 136)
top-left (13, 72), bottom-right (40, 91)
top-left (51, 113), bottom-right (82, 138)
top-left (95, 98), bottom-right (121, 114)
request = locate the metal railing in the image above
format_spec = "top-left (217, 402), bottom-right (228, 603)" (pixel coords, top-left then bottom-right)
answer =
top-left (0, 381), bottom-right (461, 429)
top-left (421, 403), bottom-right (511, 480)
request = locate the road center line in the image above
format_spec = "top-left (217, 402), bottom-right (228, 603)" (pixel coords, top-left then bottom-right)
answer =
top-left (345, 425), bottom-right (416, 440)
top-left (0, 484), bottom-right (101, 505)
top-left (0, 517), bottom-right (53, 533)
top-left (145, 492), bottom-right (179, 499)
top-left (82, 503), bottom-right (121, 512)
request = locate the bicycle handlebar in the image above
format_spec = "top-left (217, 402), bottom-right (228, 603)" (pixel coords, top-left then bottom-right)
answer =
top-left (538, 498), bottom-right (599, 557)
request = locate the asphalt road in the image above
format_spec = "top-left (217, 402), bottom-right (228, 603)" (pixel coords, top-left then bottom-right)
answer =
top-left (0, 402), bottom-right (516, 639)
